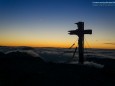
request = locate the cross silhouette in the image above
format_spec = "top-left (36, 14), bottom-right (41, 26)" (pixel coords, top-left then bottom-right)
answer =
top-left (68, 22), bottom-right (92, 64)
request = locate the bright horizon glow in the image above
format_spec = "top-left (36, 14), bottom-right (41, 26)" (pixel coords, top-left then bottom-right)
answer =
top-left (0, 38), bottom-right (115, 49)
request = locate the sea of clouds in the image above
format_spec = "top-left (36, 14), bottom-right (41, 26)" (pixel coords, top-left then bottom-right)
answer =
top-left (0, 46), bottom-right (115, 68)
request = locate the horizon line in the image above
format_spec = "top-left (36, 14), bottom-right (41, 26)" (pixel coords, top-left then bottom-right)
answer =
top-left (0, 45), bottom-right (115, 50)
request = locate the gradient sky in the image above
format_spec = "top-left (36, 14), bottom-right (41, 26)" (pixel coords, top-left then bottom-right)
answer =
top-left (0, 0), bottom-right (115, 49)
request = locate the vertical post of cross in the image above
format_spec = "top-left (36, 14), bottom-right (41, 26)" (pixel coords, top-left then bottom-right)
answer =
top-left (75, 22), bottom-right (84, 64)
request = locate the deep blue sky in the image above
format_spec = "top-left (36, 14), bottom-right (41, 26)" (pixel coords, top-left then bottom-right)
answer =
top-left (0, 0), bottom-right (115, 48)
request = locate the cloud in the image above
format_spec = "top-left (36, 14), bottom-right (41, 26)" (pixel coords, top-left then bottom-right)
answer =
top-left (104, 43), bottom-right (115, 45)
top-left (69, 61), bottom-right (104, 68)
top-left (6, 50), bottom-right (41, 58)
top-left (84, 61), bottom-right (104, 68)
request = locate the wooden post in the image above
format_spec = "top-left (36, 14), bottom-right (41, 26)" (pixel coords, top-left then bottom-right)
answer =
top-left (76, 22), bottom-right (84, 64)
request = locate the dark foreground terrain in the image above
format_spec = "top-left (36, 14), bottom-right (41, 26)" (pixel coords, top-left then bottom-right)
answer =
top-left (0, 51), bottom-right (115, 86)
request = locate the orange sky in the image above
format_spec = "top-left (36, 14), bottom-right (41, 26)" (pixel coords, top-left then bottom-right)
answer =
top-left (0, 37), bottom-right (115, 49)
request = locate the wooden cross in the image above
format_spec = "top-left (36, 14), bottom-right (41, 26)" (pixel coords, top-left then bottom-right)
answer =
top-left (68, 22), bottom-right (92, 64)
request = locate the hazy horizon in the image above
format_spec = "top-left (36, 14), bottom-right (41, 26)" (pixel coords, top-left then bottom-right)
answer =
top-left (0, 45), bottom-right (115, 50)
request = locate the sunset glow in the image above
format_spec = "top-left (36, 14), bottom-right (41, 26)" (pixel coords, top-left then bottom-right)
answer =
top-left (0, 0), bottom-right (115, 49)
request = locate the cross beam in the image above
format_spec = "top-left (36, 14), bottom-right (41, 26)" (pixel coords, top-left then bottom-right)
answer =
top-left (68, 22), bottom-right (92, 64)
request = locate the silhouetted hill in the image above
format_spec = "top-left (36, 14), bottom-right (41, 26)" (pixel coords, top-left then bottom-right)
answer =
top-left (22, 47), bottom-right (34, 50)
top-left (0, 46), bottom-right (35, 53)
top-left (0, 52), bottom-right (5, 56)
top-left (0, 51), bottom-right (115, 86)
top-left (0, 51), bottom-right (45, 64)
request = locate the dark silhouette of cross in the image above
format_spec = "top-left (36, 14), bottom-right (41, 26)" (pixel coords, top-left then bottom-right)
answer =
top-left (68, 22), bottom-right (92, 64)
